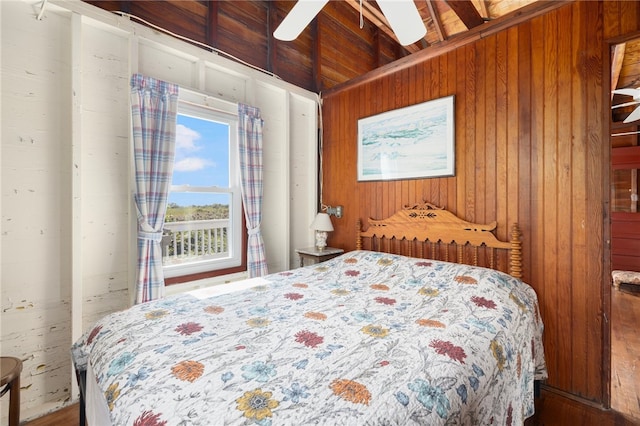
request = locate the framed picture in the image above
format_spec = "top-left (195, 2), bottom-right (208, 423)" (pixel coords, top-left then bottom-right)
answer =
top-left (357, 95), bottom-right (455, 181)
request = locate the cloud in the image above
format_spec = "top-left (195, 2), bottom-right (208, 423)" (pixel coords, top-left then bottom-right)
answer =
top-left (176, 124), bottom-right (202, 153)
top-left (174, 157), bottom-right (215, 172)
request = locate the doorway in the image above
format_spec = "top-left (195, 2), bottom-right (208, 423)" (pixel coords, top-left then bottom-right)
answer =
top-left (609, 37), bottom-right (640, 421)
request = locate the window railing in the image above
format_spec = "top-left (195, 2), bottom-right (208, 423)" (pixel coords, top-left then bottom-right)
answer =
top-left (162, 219), bottom-right (230, 265)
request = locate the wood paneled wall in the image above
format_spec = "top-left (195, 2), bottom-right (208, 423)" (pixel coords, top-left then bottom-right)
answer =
top-left (321, 1), bottom-right (640, 405)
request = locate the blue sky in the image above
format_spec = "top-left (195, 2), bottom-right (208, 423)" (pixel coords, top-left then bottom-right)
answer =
top-left (168, 114), bottom-right (230, 207)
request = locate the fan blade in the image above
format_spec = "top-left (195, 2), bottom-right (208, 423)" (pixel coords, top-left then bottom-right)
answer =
top-left (623, 105), bottom-right (640, 123)
top-left (612, 88), bottom-right (640, 98)
top-left (612, 100), bottom-right (640, 109)
top-left (377, 0), bottom-right (426, 46)
top-left (273, 0), bottom-right (329, 41)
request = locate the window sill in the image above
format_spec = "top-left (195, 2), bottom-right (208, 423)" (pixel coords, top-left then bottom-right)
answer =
top-left (165, 270), bottom-right (249, 296)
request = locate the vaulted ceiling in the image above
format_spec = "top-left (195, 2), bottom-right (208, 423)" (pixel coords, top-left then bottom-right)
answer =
top-left (85, 0), bottom-right (574, 92)
top-left (83, 0), bottom-right (640, 126)
top-left (342, 0), bottom-right (538, 54)
top-left (611, 37), bottom-right (640, 125)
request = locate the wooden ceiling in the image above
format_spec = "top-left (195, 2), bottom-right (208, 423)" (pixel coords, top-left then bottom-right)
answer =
top-left (84, 0), bottom-right (569, 92)
top-left (611, 37), bottom-right (640, 125)
top-left (344, 0), bottom-right (538, 54)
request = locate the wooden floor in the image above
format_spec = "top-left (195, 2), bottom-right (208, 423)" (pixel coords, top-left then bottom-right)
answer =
top-left (611, 287), bottom-right (640, 421)
top-left (23, 403), bottom-right (80, 426)
top-left (22, 290), bottom-right (640, 426)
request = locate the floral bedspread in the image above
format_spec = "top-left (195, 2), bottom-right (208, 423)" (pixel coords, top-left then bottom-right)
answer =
top-left (72, 250), bottom-right (547, 425)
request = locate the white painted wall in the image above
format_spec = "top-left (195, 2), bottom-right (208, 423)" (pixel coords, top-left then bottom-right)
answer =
top-left (0, 0), bottom-right (318, 421)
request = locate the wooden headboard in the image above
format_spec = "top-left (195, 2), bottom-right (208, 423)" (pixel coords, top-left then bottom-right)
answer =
top-left (356, 203), bottom-right (523, 278)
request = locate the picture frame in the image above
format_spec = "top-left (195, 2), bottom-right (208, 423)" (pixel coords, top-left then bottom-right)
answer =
top-left (357, 95), bottom-right (455, 181)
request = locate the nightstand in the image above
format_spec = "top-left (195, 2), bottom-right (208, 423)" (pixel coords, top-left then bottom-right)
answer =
top-left (295, 247), bottom-right (344, 267)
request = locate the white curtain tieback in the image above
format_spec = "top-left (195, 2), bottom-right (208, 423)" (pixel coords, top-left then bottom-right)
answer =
top-left (248, 227), bottom-right (260, 236)
top-left (138, 230), bottom-right (163, 242)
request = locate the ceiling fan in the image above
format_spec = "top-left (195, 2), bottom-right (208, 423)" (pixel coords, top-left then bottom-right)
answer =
top-left (612, 87), bottom-right (640, 123)
top-left (273, 0), bottom-right (427, 46)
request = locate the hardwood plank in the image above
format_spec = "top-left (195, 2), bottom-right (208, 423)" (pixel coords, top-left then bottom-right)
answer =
top-left (463, 44), bottom-right (476, 225)
top-left (611, 238), bottom-right (640, 253)
top-left (23, 404), bottom-right (80, 426)
top-left (529, 10), bottom-right (548, 386)
top-left (528, 387), bottom-right (637, 426)
top-left (603, 0), bottom-right (621, 39)
top-left (517, 20), bottom-right (532, 284)
top-left (444, 52), bottom-right (456, 209)
top-left (612, 255), bottom-right (640, 272)
top-left (570, 0), bottom-right (589, 397)
top-left (473, 42), bottom-right (486, 226)
top-left (446, 50), bottom-right (458, 209)
top-left (584, 0), bottom-right (605, 400)
top-left (610, 289), bottom-right (640, 421)
top-left (612, 146), bottom-right (640, 168)
top-left (484, 35), bottom-right (497, 226)
top-left (495, 30), bottom-right (508, 243)
top-left (542, 8), bottom-right (561, 390)
top-left (506, 26), bottom-right (519, 237)
top-left (620, 0), bottom-right (639, 35)
top-left (556, 3), bottom-right (574, 394)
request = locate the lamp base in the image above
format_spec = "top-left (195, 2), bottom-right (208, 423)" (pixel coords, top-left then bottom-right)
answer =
top-left (315, 230), bottom-right (328, 251)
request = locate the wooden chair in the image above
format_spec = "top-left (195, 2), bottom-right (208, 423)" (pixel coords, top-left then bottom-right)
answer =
top-left (1, 357), bottom-right (23, 426)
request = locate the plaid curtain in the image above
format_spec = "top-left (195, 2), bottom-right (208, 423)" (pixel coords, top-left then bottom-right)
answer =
top-left (238, 104), bottom-right (268, 277)
top-left (130, 74), bottom-right (179, 303)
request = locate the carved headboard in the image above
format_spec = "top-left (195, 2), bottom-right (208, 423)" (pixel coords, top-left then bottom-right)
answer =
top-left (356, 203), bottom-right (523, 278)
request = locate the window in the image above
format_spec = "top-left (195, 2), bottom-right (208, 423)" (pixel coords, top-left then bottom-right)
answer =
top-left (162, 95), bottom-right (244, 281)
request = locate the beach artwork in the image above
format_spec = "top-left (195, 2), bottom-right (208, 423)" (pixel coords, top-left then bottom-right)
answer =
top-left (357, 95), bottom-right (455, 181)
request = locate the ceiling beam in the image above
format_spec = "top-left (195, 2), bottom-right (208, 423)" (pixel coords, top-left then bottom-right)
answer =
top-left (444, 0), bottom-right (485, 29)
top-left (476, 0), bottom-right (489, 20)
top-left (611, 43), bottom-right (626, 101)
top-left (426, 0), bottom-right (445, 43)
top-left (206, 1), bottom-right (218, 48)
top-left (313, 13), bottom-right (322, 92)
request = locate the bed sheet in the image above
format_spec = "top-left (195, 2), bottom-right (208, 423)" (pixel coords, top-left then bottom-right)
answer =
top-left (73, 250), bottom-right (547, 425)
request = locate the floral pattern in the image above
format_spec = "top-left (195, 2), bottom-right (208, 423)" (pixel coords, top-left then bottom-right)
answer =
top-left (236, 388), bottom-right (280, 421)
top-left (171, 360), bottom-right (204, 382)
top-left (72, 250), bottom-right (547, 425)
top-left (330, 379), bottom-right (372, 405)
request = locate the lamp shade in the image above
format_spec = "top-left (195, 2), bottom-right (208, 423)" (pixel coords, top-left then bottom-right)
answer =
top-left (310, 213), bottom-right (334, 232)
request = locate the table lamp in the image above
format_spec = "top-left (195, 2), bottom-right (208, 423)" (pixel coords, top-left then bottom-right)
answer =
top-left (310, 212), bottom-right (333, 251)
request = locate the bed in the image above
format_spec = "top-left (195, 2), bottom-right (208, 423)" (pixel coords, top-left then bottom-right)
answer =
top-left (71, 203), bottom-right (546, 425)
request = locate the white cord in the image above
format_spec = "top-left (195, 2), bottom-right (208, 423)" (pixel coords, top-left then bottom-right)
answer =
top-left (111, 11), bottom-right (282, 81)
top-left (36, 0), bottom-right (48, 20)
top-left (359, 0), bottom-right (364, 29)
top-left (317, 92), bottom-right (325, 211)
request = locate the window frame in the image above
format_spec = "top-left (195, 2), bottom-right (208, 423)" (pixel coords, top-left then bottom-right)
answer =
top-left (163, 92), bottom-right (246, 284)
